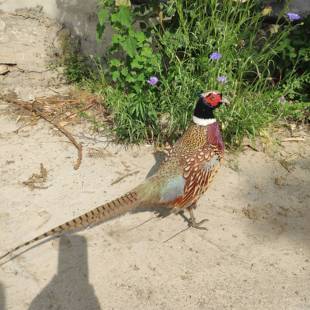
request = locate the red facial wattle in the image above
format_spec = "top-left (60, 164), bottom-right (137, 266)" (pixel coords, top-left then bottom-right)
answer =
top-left (205, 93), bottom-right (222, 107)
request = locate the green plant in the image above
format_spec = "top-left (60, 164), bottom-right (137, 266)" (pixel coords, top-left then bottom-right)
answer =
top-left (59, 35), bottom-right (90, 83)
top-left (77, 0), bottom-right (308, 145)
top-left (155, 1), bottom-right (307, 144)
top-left (97, 1), bottom-right (161, 92)
top-left (276, 15), bottom-right (310, 101)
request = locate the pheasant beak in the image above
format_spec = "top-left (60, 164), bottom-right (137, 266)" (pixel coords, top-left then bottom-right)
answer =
top-left (221, 96), bottom-right (230, 106)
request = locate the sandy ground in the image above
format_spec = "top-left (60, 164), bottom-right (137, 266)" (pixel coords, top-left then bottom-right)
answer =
top-left (0, 9), bottom-right (310, 310)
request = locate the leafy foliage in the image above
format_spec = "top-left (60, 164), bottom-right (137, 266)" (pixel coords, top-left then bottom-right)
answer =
top-left (97, 1), bottom-right (161, 94)
top-left (276, 15), bottom-right (310, 101)
top-left (65, 0), bottom-right (309, 146)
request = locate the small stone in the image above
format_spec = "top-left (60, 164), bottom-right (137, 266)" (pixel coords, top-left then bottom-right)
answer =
top-left (0, 64), bottom-right (9, 75)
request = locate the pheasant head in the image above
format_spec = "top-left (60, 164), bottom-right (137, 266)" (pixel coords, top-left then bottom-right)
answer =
top-left (193, 91), bottom-right (229, 126)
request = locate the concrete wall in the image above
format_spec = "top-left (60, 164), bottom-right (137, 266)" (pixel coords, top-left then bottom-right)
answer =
top-left (0, 0), bottom-right (108, 55)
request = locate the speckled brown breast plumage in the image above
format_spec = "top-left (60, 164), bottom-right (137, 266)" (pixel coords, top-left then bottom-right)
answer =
top-left (157, 122), bottom-right (224, 211)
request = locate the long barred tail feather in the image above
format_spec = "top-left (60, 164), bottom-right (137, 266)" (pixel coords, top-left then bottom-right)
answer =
top-left (0, 190), bottom-right (140, 262)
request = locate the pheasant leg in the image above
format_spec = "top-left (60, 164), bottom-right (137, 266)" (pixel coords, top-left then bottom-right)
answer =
top-left (188, 204), bottom-right (208, 230)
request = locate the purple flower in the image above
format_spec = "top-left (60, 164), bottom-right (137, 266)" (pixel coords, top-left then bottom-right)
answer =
top-left (209, 52), bottom-right (222, 60)
top-left (217, 75), bottom-right (227, 84)
top-left (286, 12), bottom-right (301, 21)
top-left (147, 76), bottom-right (159, 86)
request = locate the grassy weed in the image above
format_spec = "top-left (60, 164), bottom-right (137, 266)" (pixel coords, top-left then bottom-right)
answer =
top-left (65, 0), bottom-right (309, 147)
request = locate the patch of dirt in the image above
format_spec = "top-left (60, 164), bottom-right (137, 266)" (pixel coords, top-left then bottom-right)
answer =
top-left (0, 7), bottom-right (310, 310)
top-left (0, 7), bottom-right (68, 99)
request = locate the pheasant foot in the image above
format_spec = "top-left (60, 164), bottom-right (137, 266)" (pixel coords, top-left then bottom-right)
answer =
top-left (188, 206), bottom-right (208, 230)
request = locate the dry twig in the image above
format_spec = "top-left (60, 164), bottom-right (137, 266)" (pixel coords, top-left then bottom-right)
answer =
top-left (242, 144), bottom-right (259, 152)
top-left (281, 137), bottom-right (305, 142)
top-left (111, 170), bottom-right (139, 185)
top-left (23, 163), bottom-right (48, 190)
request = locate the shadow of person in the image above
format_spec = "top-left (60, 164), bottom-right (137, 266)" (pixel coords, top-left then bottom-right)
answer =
top-left (0, 282), bottom-right (5, 310)
top-left (28, 235), bottom-right (101, 310)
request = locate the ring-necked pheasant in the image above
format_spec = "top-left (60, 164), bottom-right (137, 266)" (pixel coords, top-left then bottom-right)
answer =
top-left (0, 91), bottom-right (228, 261)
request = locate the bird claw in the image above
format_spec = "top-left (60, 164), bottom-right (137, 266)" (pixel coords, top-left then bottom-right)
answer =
top-left (187, 205), bottom-right (208, 230)
top-left (188, 218), bottom-right (208, 230)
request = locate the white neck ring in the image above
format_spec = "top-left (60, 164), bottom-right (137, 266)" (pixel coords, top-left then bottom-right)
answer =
top-left (193, 116), bottom-right (216, 126)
